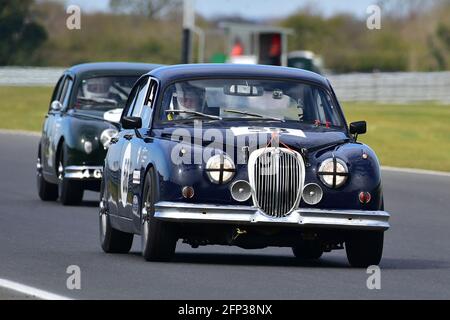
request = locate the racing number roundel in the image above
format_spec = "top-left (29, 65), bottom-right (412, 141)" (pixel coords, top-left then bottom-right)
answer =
top-left (120, 142), bottom-right (132, 207)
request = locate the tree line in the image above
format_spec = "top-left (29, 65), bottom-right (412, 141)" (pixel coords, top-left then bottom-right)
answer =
top-left (1, 0), bottom-right (449, 72)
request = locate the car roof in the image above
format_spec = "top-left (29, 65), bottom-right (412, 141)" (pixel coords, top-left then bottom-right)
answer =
top-left (148, 63), bottom-right (329, 88)
top-left (67, 62), bottom-right (162, 78)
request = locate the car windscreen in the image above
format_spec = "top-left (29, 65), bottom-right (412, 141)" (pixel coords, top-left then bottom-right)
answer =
top-left (74, 76), bottom-right (138, 111)
top-left (158, 78), bottom-right (344, 127)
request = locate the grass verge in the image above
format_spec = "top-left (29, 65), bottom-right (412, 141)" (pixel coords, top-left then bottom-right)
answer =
top-left (0, 86), bottom-right (449, 171)
top-left (0, 86), bottom-right (52, 132)
top-left (343, 102), bottom-right (450, 172)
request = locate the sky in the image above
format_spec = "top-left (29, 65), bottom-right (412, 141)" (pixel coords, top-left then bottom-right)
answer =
top-left (62, 0), bottom-right (378, 19)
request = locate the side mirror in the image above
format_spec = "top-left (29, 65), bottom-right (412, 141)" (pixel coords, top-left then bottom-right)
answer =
top-left (349, 121), bottom-right (367, 140)
top-left (350, 121), bottom-right (367, 135)
top-left (121, 116), bottom-right (142, 130)
top-left (50, 100), bottom-right (62, 112)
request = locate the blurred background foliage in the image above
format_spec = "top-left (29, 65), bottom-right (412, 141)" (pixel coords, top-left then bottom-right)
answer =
top-left (0, 0), bottom-right (48, 65)
top-left (1, 0), bottom-right (450, 72)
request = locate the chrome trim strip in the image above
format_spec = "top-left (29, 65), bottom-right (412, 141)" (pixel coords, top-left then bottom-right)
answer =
top-left (154, 201), bottom-right (390, 230)
top-left (64, 166), bottom-right (103, 179)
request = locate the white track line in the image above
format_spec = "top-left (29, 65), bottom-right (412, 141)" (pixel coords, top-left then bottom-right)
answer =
top-left (0, 279), bottom-right (72, 300)
top-left (382, 166), bottom-right (450, 177)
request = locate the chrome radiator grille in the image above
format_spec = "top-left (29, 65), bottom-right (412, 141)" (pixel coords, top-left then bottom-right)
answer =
top-left (249, 148), bottom-right (305, 217)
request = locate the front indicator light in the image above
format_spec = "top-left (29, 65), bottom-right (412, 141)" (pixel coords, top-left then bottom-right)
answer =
top-left (182, 186), bottom-right (195, 199)
top-left (359, 191), bottom-right (371, 204)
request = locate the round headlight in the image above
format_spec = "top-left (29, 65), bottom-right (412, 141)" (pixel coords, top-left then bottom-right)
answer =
top-left (100, 128), bottom-right (119, 149)
top-left (206, 154), bottom-right (235, 184)
top-left (318, 158), bottom-right (348, 188)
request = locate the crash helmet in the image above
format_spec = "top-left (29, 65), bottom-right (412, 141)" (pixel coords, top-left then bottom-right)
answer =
top-left (82, 77), bottom-right (112, 100)
top-left (173, 82), bottom-right (205, 112)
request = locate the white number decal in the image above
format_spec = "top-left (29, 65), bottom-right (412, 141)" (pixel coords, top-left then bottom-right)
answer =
top-left (120, 143), bottom-right (132, 206)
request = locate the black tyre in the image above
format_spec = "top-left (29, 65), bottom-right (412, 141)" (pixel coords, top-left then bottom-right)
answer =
top-left (345, 231), bottom-right (384, 268)
top-left (57, 145), bottom-right (83, 205)
top-left (37, 146), bottom-right (58, 201)
top-left (141, 168), bottom-right (177, 262)
top-left (292, 241), bottom-right (323, 260)
top-left (99, 178), bottom-right (134, 253)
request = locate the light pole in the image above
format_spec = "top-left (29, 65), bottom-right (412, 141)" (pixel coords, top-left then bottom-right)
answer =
top-left (181, 0), bottom-right (195, 64)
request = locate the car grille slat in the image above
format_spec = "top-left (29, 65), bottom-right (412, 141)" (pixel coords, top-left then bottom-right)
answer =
top-left (250, 148), bottom-right (304, 217)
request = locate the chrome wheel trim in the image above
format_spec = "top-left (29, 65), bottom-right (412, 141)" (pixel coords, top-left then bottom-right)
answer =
top-left (99, 188), bottom-right (108, 243)
top-left (36, 156), bottom-right (43, 185)
top-left (57, 160), bottom-right (64, 196)
top-left (141, 201), bottom-right (149, 251)
top-left (58, 162), bottom-right (64, 181)
top-left (36, 156), bottom-right (42, 172)
top-left (142, 220), bottom-right (149, 250)
top-left (100, 211), bottom-right (107, 242)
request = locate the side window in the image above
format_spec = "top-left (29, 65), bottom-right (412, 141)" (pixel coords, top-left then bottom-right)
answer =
top-left (141, 79), bottom-right (158, 127)
top-left (123, 82), bottom-right (140, 118)
top-left (146, 79), bottom-right (158, 107)
top-left (319, 90), bottom-right (342, 126)
top-left (315, 90), bottom-right (327, 122)
top-left (61, 77), bottom-right (73, 109)
top-left (313, 88), bottom-right (342, 126)
top-left (131, 78), bottom-right (150, 118)
top-left (49, 75), bottom-right (65, 110)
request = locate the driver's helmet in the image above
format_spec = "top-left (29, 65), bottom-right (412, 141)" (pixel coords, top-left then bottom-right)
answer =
top-left (173, 82), bottom-right (205, 112)
top-left (82, 77), bottom-right (112, 100)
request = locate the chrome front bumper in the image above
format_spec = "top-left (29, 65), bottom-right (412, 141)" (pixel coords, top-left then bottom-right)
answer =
top-left (64, 166), bottom-right (103, 179)
top-left (154, 202), bottom-right (390, 231)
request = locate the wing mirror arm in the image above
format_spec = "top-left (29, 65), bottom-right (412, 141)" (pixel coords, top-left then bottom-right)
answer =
top-left (349, 121), bottom-right (367, 142)
top-left (134, 128), bottom-right (143, 139)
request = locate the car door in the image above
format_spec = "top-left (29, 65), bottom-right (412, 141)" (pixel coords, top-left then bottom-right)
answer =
top-left (130, 78), bottom-right (159, 231)
top-left (42, 74), bottom-right (73, 180)
top-left (41, 75), bottom-right (64, 177)
top-left (119, 76), bottom-right (152, 220)
top-left (106, 77), bottom-right (146, 217)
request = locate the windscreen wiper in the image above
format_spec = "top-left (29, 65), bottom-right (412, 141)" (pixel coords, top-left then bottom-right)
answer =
top-left (224, 109), bottom-right (284, 122)
top-left (164, 110), bottom-right (222, 120)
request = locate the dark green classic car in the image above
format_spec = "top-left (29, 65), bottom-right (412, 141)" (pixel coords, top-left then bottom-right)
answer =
top-left (37, 62), bottom-right (161, 205)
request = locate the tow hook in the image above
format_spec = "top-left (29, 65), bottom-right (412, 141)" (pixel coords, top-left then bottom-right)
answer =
top-left (232, 228), bottom-right (247, 241)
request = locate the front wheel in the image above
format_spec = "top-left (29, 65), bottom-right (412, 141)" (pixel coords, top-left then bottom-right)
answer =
top-left (141, 169), bottom-right (177, 262)
top-left (345, 231), bottom-right (384, 268)
top-left (37, 147), bottom-right (58, 201)
top-left (57, 145), bottom-right (83, 205)
top-left (99, 179), bottom-right (133, 253)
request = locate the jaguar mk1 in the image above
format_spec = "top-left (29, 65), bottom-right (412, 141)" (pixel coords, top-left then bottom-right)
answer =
top-left (99, 64), bottom-right (390, 267)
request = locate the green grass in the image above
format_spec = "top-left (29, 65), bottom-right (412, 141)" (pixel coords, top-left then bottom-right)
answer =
top-left (0, 86), bottom-right (52, 132)
top-left (0, 86), bottom-right (449, 172)
top-left (342, 102), bottom-right (450, 172)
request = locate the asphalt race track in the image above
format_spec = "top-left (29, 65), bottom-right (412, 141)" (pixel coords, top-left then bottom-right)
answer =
top-left (1, 132), bottom-right (449, 299)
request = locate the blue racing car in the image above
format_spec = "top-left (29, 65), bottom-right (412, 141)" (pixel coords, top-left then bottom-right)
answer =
top-left (99, 64), bottom-right (390, 267)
